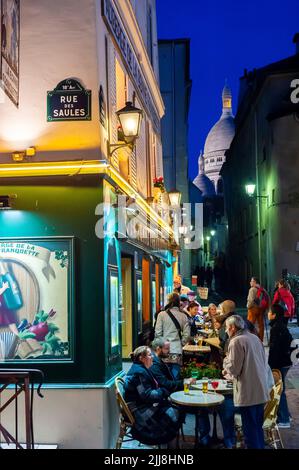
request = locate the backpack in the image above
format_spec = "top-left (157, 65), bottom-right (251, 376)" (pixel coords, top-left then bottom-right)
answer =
top-left (255, 287), bottom-right (270, 310)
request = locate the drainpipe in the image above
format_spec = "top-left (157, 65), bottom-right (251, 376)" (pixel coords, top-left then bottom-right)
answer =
top-left (254, 110), bottom-right (262, 282)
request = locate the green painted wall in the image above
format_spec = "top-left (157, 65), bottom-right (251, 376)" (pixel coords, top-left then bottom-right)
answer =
top-left (0, 175), bottom-right (122, 383)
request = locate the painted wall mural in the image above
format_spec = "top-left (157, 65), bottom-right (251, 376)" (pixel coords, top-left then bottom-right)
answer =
top-left (0, 238), bottom-right (73, 362)
top-left (1, 0), bottom-right (20, 105)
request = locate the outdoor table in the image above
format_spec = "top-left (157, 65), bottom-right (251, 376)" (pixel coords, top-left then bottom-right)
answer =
top-left (170, 390), bottom-right (225, 447)
top-left (182, 345), bottom-right (211, 353)
top-left (197, 329), bottom-right (213, 336)
top-left (191, 379), bottom-right (233, 445)
top-left (182, 344), bottom-right (211, 367)
top-left (191, 379), bottom-right (233, 394)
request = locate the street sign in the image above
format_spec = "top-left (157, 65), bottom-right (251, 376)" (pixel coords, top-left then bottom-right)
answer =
top-left (198, 286), bottom-right (209, 300)
top-left (47, 79), bottom-right (91, 121)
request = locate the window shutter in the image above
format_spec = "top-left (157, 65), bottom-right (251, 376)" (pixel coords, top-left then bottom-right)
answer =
top-left (107, 39), bottom-right (119, 171)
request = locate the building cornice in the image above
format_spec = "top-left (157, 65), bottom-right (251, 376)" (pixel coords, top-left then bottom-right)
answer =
top-left (115, 0), bottom-right (165, 118)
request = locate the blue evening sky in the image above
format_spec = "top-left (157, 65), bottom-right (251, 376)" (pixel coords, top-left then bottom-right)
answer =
top-left (156, 0), bottom-right (299, 180)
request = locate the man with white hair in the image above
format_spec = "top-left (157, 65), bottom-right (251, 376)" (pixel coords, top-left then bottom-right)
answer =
top-left (223, 315), bottom-right (269, 449)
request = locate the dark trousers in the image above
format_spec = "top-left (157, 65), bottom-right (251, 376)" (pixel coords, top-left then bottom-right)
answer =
top-left (277, 366), bottom-right (291, 423)
top-left (240, 404), bottom-right (264, 449)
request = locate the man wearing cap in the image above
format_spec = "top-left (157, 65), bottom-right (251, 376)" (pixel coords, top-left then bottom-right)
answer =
top-left (173, 275), bottom-right (189, 295)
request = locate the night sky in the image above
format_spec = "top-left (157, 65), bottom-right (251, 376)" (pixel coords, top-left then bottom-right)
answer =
top-left (156, 0), bottom-right (299, 181)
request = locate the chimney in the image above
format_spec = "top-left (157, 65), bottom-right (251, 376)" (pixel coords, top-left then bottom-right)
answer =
top-left (293, 33), bottom-right (299, 54)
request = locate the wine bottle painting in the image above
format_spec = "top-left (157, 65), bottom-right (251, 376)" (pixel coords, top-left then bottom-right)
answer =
top-left (0, 238), bottom-right (73, 362)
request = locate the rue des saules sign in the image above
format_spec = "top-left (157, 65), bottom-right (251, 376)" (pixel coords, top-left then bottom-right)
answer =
top-left (47, 79), bottom-right (91, 121)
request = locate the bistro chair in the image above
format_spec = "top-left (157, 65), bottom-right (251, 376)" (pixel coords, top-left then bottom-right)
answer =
top-left (114, 377), bottom-right (182, 449)
top-left (234, 369), bottom-right (284, 449)
top-left (114, 377), bottom-right (136, 449)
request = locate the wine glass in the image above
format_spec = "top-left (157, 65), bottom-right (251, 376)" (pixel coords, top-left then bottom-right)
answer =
top-left (211, 380), bottom-right (219, 394)
top-left (194, 334), bottom-right (199, 345)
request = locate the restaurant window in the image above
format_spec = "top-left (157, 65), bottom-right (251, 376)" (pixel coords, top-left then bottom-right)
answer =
top-left (109, 268), bottom-right (120, 351)
top-left (136, 275), bottom-right (143, 334)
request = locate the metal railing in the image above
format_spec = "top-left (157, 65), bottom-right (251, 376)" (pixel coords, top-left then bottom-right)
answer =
top-left (0, 369), bottom-right (44, 449)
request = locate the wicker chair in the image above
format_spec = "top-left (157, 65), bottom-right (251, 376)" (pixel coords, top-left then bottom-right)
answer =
top-left (235, 369), bottom-right (284, 449)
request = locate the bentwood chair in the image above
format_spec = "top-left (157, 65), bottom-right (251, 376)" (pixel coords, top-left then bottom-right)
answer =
top-left (114, 377), bottom-right (181, 449)
top-left (114, 377), bottom-right (136, 449)
top-left (235, 369), bottom-right (284, 449)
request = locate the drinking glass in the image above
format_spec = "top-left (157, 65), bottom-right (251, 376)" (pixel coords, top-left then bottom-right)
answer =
top-left (202, 377), bottom-right (209, 393)
top-left (211, 380), bottom-right (219, 394)
top-left (184, 379), bottom-right (190, 394)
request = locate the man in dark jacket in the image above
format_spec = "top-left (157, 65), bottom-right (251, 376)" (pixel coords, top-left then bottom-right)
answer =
top-left (268, 304), bottom-right (293, 428)
top-left (150, 338), bottom-right (184, 392)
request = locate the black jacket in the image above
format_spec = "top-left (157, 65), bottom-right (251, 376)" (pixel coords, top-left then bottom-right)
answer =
top-left (150, 354), bottom-right (183, 393)
top-left (268, 319), bottom-right (293, 369)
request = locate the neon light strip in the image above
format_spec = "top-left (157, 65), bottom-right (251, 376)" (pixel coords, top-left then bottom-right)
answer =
top-left (0, 160), bottom-right (174, 238)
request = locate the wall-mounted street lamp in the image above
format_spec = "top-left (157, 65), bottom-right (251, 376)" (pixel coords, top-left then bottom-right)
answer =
top-left (109, 101), bottom-right (143, 157)
top-left (245, 181), bottom-right (268, 200)
top-left (210, 230), bottom-right (216, 237)
top-left (168, 189), bottom-right (182, 208)
top-left (245, 182), bottom-right (256, 197)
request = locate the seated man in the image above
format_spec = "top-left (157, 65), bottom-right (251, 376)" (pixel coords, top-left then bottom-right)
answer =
top-left (150, 338), bottom-right (210, 447)
top-left (150, 338), bottom-right (184, 393)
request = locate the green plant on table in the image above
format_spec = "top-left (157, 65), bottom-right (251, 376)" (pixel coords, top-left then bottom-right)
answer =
top-left (181, 360), bottom-right (222, 380)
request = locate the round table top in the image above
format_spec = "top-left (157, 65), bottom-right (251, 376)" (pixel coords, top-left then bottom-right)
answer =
top-left (191, 379), bottom-right (233, 395)
top-left (197, 329), bottom-right (213, 336)
top-left (170, 390), bottom-right (225, 407)
top-left (182, 344), bottom-right (211, 353)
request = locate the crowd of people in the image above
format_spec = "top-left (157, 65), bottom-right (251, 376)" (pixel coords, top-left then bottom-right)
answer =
top-left (122, 274), bottom-right (296, 449)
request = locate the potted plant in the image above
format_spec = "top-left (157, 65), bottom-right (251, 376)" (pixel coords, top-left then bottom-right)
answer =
top-left (153, 177), bottom-right (165, 192)
top-left (181, 360), bottom-right (222, 380)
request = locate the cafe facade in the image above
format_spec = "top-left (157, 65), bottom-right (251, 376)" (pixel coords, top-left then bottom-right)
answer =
top-left (0, 0), bottom-right (178, 448)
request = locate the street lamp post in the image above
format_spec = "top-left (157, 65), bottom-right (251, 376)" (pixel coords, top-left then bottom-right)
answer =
top-left (108, 101), bottom-right (143, 157)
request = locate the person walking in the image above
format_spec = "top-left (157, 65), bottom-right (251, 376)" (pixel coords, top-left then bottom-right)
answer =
top-left (154, 293), bottom-right (190, 379)
top-left (223, 315), bottom-right (269, 449)
top-left (247, 277), bottom-right (269, 342)
top-left (272, 279), bottom-right (295, 325)
top-left (173, 275), bottom-right (189, 295)
top-left (268, 304), bottom-right (293, 428)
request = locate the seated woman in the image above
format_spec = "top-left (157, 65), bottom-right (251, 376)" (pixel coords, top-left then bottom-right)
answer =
top-left (123, 346), bottom-right (182, 445)
top-left (186, 301), bottom-right (203, 337)
top-left (206, 303), bottom-right (218, 324)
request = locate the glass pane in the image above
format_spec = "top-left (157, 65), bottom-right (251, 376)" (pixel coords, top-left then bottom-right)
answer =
top-left (137, 278), bottom-right (142, 333)
top-left (151, 280), bottom-right (156, 318)
top-left (0, 238), bottom-right (72, 362)
top-left (110, 274), bottom-right (119, 348)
